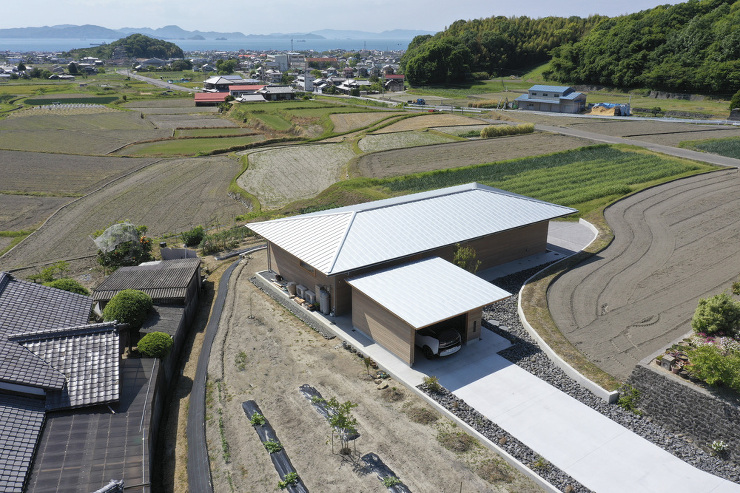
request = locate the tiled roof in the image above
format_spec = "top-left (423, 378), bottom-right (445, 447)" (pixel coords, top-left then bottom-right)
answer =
top-left (0, 272), bottom-right (91, 389)
top-left (194, 92), bottom-right (228, 102)
top-left (11, 323), bottom-right (120, 410)
top-left (92, 258), bottom-right (200, 303)
top-left (0, 394), bottom-right (45, 493)
top-left (248, 183), bottom-right (577, 275)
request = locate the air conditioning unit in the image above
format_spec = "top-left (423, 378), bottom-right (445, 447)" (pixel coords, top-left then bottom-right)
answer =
top-left (304, 290), bottom-right (316, 305)
top-left (296, 284), bottom-right (307, 299)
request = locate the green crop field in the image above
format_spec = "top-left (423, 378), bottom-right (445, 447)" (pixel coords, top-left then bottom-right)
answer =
top-left (253, 113), bottom-right (292, 131)
top-left (265, 144), bottom-right (717, 221)
top-left (680, 136), bottom-right (740, 159)
top-left (118, 135), bottom-right (265, 156)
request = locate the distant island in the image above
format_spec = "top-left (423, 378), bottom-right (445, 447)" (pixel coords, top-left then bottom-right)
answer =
top-left (0, 24), bottom-right (434, 41)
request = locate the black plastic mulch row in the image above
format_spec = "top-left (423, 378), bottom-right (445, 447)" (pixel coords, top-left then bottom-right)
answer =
top-left (299, 384), bottom-right (360, 440)
top-left (361, 452), bottom-right (412, 493)
top-left (242, 400), bottom-right (308, 493)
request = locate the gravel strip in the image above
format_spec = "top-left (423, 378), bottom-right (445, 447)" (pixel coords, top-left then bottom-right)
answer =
top-left (482, 265), bottom-right (740, 484)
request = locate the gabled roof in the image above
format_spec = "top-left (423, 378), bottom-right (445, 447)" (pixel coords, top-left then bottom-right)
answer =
top-left (10, 322), bottom-right (120, 410)
top-left (229, 84), bottom-right (266, 92)
top-left (194, 92), bottom-right (229, 102)
top-left (92, 258), bottom-right (200, 303)
top-left (528, 84), bottom-right (574, 94)
top-left (248, 183), bottom-right (576, 275)
top-left (0, 272), bottom-right (91, 389)
top-left (348, 257), bottom-right (511, 329)
top-left (0, 394), bottom-right (45, 493)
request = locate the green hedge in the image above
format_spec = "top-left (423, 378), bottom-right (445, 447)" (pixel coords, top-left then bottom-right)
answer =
top-left (138, 331), bottom-right (173, 358)
top-left (102, 289), bottom-right (153, 329)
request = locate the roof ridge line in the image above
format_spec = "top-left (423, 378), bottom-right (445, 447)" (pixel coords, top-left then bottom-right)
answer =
top-left (9, 321), bottom-right (118, 342)
top-left (326, 211), bottom-right (358, 275)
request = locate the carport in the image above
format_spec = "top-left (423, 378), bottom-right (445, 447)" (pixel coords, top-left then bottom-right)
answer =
top-left (347, 257), bottom-right (511, 365)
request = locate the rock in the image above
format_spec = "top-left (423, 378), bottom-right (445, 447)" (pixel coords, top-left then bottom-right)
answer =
top-left (377, 382), bottom-right (389, 390)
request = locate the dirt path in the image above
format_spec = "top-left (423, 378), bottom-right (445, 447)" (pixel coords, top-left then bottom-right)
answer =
top-left (548, 170), bottom-right (740, 380)
top-left (204, 250), bottom-right (540, 492)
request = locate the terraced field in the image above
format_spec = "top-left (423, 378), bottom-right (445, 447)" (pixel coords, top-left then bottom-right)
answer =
top-left (238, 143), bottom-right (356, 209)
top-left (374, 113), bottom-right (487, 133)
top-left (355, 132), bottom-right (594, 178)
top-left (329, 111), bottom-right (402, 133)
top-left (0, 194), bottom-right (71, 231)
top-left (358, 130), bottom-right (457, 152)
top-left (117, 135), bottom-right (265, 157)
top-left (145, 113), bottom-right (237, 129)
top-left (0, 150), bottom-right (157, 195)
top-left (0, 112), bottom-right (169, 154)
top-left (0, 156), bottom-right (247, 270)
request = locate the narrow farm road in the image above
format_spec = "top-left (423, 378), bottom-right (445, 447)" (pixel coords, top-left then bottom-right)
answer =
top-left (117, 69), bottom-right (197, 93)
top-left (536, 123), bottom-right (740, 168)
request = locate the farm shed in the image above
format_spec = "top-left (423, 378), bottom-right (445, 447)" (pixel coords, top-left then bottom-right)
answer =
top-left (248, 183), bottom-right (576, 365)
top-left (194, 92), bottom-right (229, 106)
top-left (515, 85), bottom-right (587, 113)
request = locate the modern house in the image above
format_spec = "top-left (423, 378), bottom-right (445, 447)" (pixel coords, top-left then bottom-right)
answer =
top-left (248, 183), bottom-right (576, 365)
top-left (515, 85), bottom-right (587, 113)
top-left (258, 86), bottom-right (296, 101)
top-left (229, 84), bottom-right (266, 98)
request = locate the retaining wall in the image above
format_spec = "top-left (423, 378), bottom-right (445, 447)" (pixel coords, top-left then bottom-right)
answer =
top-left (628, 363), bottom-right (740, 464)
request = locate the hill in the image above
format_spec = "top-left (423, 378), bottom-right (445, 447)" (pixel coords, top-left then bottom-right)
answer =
top-left (69, 33), bottom-right (184, 59)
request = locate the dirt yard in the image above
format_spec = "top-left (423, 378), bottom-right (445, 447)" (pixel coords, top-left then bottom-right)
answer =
top-left (548, 169), bottom-right (740, 380)
top-left (355, 132), bottom-right (594, 178)
top-left (204, 251), bottom-right (540, 492)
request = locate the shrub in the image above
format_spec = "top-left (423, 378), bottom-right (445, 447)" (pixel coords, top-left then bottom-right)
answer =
top-left (181, 225), bottom-right (205, 247)
top-left (731, 89), bottom-right (740, 110)
top-left (691, 292), bottom-right (740, 338)
top-left (137, 331), bottom-right (173, 358)
top-left (102, 289), bottom-right (153, 329)
top-left (43, 278), bottom-right (90, 296)
top-left (480, 123), bottom-right (534, 138)
top-left (616, 384), bottom-right (642, 415)
top-left (686, 344), bottom-right (740, 392)
top-left (423, 375), bottom-right (441, 392)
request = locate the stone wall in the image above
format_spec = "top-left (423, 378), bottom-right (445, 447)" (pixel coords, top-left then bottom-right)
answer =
top-left (628, 363), bottom-right (740, 464)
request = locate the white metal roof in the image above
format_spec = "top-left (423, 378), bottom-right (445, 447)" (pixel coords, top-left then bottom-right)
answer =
top-left (248, 183), bottom-right (576, 275)
top-left (347, 257), bottom-right (511, 329)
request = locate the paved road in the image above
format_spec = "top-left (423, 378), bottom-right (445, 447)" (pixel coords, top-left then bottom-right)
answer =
top-left (187, 257), bottom-right (242, 493)
top-left (117, 69), bottom-right (197, 93)
top-left (548, 169), bottom-right (740, 379)
top-left (536, 123), bottom-right (740, 168)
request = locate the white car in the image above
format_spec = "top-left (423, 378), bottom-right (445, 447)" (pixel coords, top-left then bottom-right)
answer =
top-left (415, 326), bottom-right (462, 359)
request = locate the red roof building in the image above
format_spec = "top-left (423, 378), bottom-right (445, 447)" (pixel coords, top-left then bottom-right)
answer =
top-left (194, 92), bottom-right (229, 106)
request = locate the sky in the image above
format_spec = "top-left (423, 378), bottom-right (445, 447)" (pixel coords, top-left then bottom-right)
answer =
top-left (0, 0), bottom-right (684, 34)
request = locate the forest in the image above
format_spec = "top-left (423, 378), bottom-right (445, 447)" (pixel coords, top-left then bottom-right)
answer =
top-left (68, 34), bottom-right (184, 60)
top-left (400, 0), bottom-right (740, 95)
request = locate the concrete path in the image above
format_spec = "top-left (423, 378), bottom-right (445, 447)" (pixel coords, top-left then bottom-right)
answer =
top-left (536, 124), bottom-right (740, 168)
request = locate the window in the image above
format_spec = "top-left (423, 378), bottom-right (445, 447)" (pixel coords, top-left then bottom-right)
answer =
top-left (531, 92), bottom-right (537, 96)
top-left (299, 260), bottom-right (315, 275)
top-left (542, 93), bottom-right (548, 97)
top-left (554, 93), bottom-right (559, 97)
top-left (473, 321), bottom-right (477, 333)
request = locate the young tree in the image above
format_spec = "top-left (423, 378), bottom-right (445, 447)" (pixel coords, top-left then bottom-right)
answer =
top-left (691, 292), bottom-right (740, 337)
top-left (43, 278), bottom-right (90, 296)
top-left (453, 243), bottom-right (481, 273)
top-left (68, 62), bottom-right (79, 75)
top-left (325, 398), bottom-right (358, 454)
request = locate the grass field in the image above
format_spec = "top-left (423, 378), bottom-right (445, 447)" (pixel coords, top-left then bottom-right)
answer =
top-left (24, 96), bottom-right (119, 105)
top-left (117, 135), bottom-right (265, 157)
top-left (679, 136), bottom-right (740, 158)
top-left (145, 113), bottom-right (236, 129)
top-left (175, 128), bottom-right (256, 138)
top-left (253, 113), bottom-right (293, 131)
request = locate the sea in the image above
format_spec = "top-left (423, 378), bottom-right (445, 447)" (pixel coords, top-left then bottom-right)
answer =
top-left (0, 38), bottom-right (412, 53)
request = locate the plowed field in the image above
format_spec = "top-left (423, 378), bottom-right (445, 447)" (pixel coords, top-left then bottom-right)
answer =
top-left (238, 144), bottom-right (356, 209)
top-left (374, 114), bottom-right (487, 133)
top-left (330, 112), bottom-right (402, 133)
top-left (0, 194), bottom-right (71, 230)
top-left (356, 133), bottom-right (594, 178)
top-left (145, 114), bottom-right (237, 129)
top-left (358, 131), bottom-right (457, 152)
top-left (0, 156), bottom-right (247, 270)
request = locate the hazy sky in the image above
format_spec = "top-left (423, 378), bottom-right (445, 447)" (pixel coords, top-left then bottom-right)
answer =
top-left (0, 0), bottom-right (683, 34)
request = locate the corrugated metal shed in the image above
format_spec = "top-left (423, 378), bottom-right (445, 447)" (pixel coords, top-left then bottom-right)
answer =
top-left (92, 258), bottom-right (200, 303)
top-left (248, 183), bottom-right (576, 275)
top-left (347, 257), bottom-right (511, 329)
top-left (528, 84), bottom-right (574, 94)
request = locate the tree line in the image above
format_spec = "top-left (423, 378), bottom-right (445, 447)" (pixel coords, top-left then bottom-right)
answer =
top-left (69, 34), bottom-right (184, 60)
top-left (400, 0), bottom-right (740, 96)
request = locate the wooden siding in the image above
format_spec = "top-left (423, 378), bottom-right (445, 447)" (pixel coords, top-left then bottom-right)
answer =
top-left (270, 244), bottom-right (333, 306)
top-left (466, 308), bottom-right (482, 343)
top-left (351, 289), bottom-right (415, 365)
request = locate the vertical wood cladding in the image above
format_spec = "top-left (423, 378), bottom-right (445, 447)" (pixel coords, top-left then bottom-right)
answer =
top-left (351, 289), bottom-right (415, 365)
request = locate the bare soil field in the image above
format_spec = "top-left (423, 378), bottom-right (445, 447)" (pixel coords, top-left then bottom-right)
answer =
top-left (355, 132), bottom-right (594, 178)
top-left (0, 237), bottom-right (12, 251)
top-left (123, 98), bottom-right (195, 108)
top-left (134, 107), bottom-right (220, 115)
top-left (0, 150), bottom-right (157, 195)
top-left (358, 130), bottom-right (457, 152)
top-left (374, 113), bottom-right (487, 133)
top-left (0, 156), bottom-right (247, 270)
top-left (433, 124), bottom-right (490, 135)
top-left (145, 114), bottom-right (238, 129)
top-left (330, 112), bottom-right (403, 133)
top-left (9, 105), bottom-right (118, 117)
top-left (0, 113), bottom-right (170, 154)
top-left (239, 143), bottom-right (356, 210)
top-left (0, 194), bottom-right (71, 231)
top-left (205, 252), bottom-right (540, 493)
top-left (562, 120), bottom-right (740, 146)
top-left (548, 170), bottom-right (740, 380)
